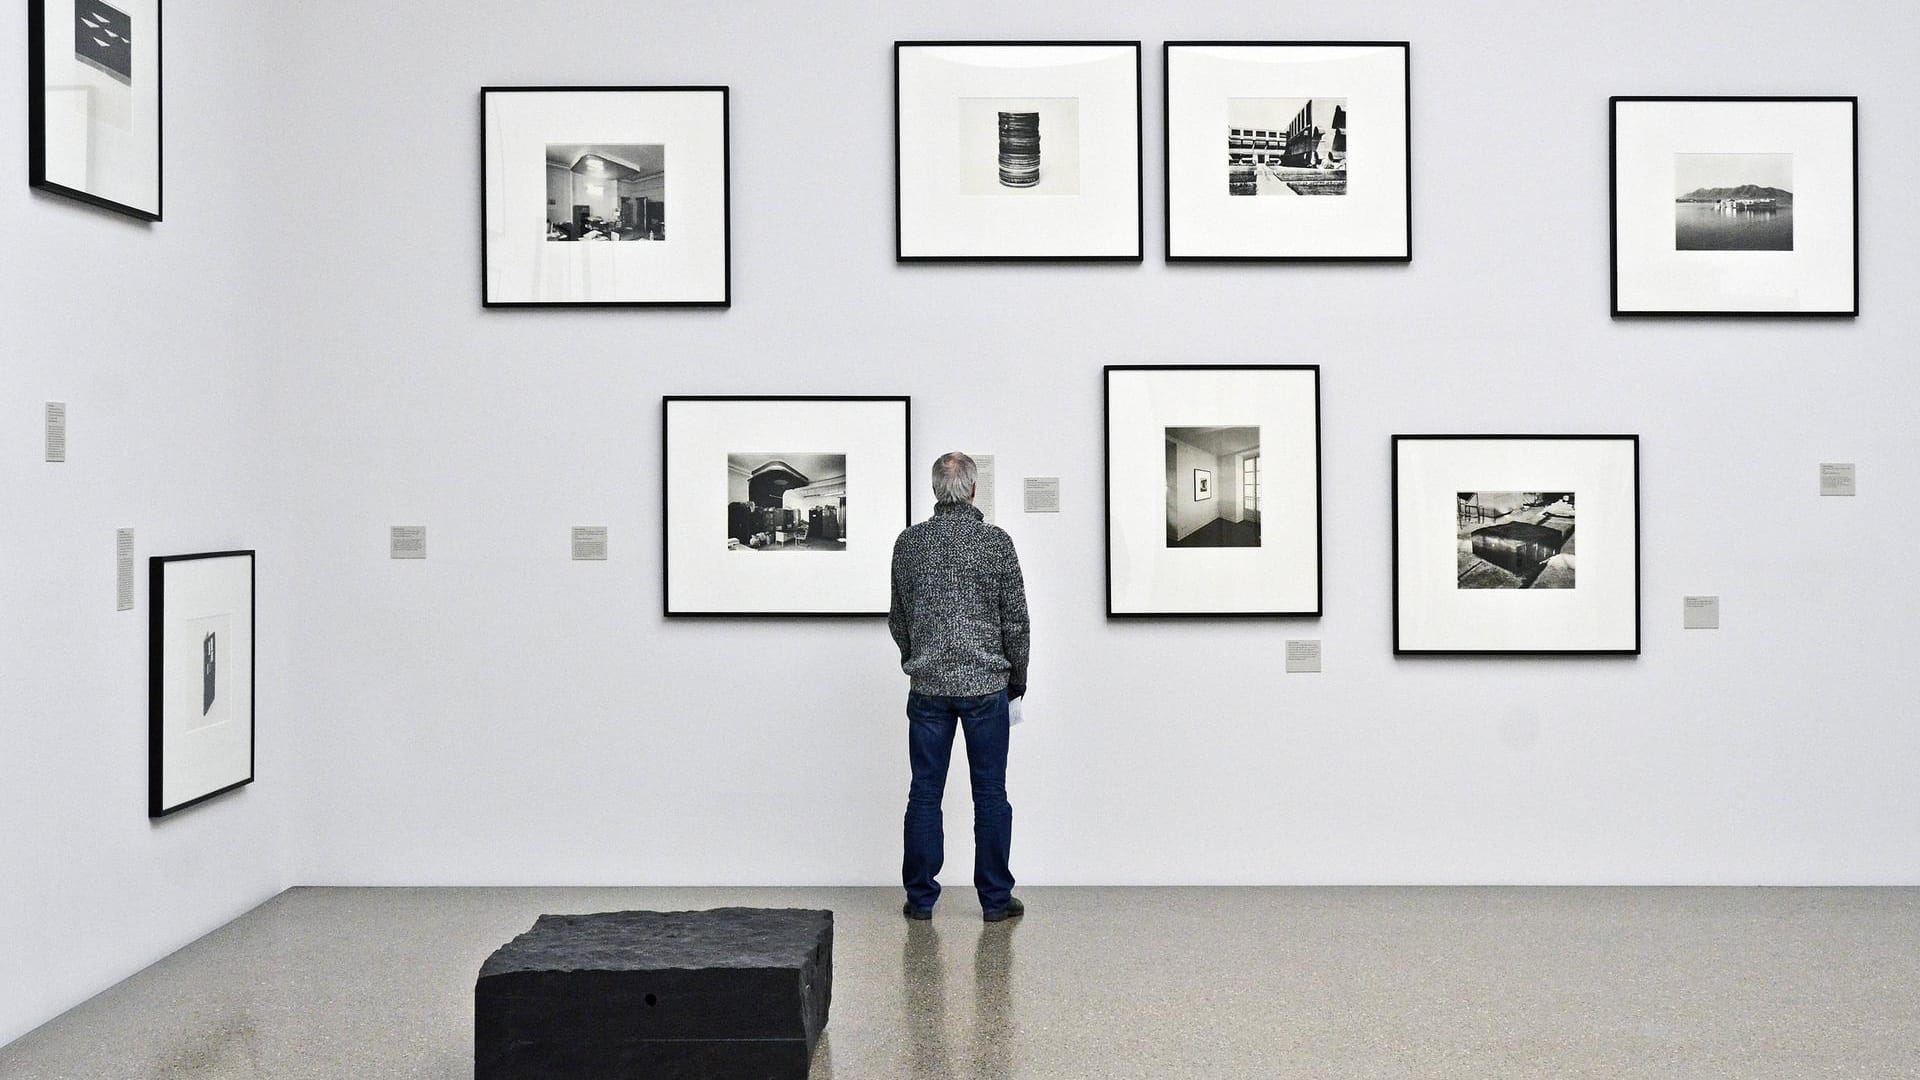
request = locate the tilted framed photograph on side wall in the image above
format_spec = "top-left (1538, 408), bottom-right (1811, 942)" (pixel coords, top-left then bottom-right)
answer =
top-left (150, 550), bottom-right (255, 817)
top-left (28, 0), bottom-right (162, 220)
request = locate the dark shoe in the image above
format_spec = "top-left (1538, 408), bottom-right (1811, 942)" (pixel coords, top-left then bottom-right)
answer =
top-left (902, 901), bottom-right (933, 921)
top-left (982, 898), bottom-right (1024, 923)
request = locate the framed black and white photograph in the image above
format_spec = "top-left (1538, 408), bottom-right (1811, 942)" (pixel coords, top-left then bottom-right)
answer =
top-left (664, 397), bottom-right (909, 616)
top-left (1106, 366), bottom-right (1320, 617)
top-left (482, 86), bottom-right (729, 306)
top-left (896, 41), bottom-right (1142, 260)
top-left (1165, 42), bottom-right (1409, 260)
top-left (1611, 97), bottom-right (1856, 316)
top-left (1394, 436), bottom-right (1639, 655)
top-left (28, 0), bottom-right (162, 220)
top-left (150, 551), bottom-right (254, 817)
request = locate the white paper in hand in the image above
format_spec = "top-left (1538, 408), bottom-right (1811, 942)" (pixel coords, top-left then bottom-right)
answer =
top-left (1009, 696), bottom-right (1025, 727)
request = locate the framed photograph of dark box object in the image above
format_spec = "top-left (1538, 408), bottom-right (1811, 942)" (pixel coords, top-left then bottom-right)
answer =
top-left (1611, 97), bottom-right (1856, 316)
top-left (895, 41), bottom-right (1142, 260)
top-left (1393, 436), bottom-right (1639, 655)
top-left (1105, 366), bottom-right (1320, 618)
top-left (28, 0), bottom-right (162, 220)
top-left (150, 550), bottom-right (254, 817)
top-left (482, 86), bottom-right (729, 306)
top-left (1165, 42), bottom-right (1409, 260)
top-left (663, 397), bottom-right (910, 616)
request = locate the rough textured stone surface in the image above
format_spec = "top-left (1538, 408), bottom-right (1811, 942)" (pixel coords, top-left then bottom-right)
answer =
top-left (475, 907), bottom-right (832, 1080)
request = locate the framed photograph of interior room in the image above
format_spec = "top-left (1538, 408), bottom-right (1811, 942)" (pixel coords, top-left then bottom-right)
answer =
top-left (895, 41), bottom-right (1142, 260)
top-left (1105, 366), bottom-right (1321, 618)
top-left (150, 550), bottom-right (254, 817)
top-left (663, 397), bottom-right (910, 616)
top-left (1393, 436), bottom-right (1639, 655)
top-left (1164, 42), bottom-right (1409, 260)
top-left (1611, 97), bottom-right (1856, 316)
top-left (27, 0), bottom-right (162, 220)
top-left (481, 86), bottom-right (729, 306)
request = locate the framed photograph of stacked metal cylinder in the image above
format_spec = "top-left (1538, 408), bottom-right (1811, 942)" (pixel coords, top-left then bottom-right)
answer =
top-left (482, 86), bottom-right (729, 306)
top-left (1165, 42), bottom-right (1409, 260)
top-left (895, 42), bottom-right (1142, 260)
top-left (28, 0), bottom-right (162, 220)
top-left (1393, 436), bottom-right (1639, 655)
top-left (663, 397), bottom-right (910, 616)
top-left (1105, 366), bottom-right (1321, 617)
top-left (150, 550), bottom-right (254, 817)
top-left (1611, 97), bottom-right (1856, 316)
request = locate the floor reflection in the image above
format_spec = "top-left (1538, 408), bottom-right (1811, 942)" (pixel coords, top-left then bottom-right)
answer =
top-left (898, 918), bottom-right (1018, 1078)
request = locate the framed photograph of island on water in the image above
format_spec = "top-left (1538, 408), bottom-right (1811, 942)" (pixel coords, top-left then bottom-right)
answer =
top-left (1393, 436), bottom-right (1639, 655)
top-left (1611, 97), bottom-right (1856, 316)
top-left (150, 551), bottom-right (254, 817)
top-left (1105, 366), bottom-right (1320, 617)
top-left (1165, 42), bottom-right (1409, 260)
top-left (896, 42), bottom-right (1142, 260)
top-left (663, 397), bottom-right (910, 616)
top-left (482, 86), bottom-right (729, 306)
top-left (28, 0), bottom-right (162, 220)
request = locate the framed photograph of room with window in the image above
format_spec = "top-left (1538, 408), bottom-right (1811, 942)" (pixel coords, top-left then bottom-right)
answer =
top-left (663, 396), bottom-right (910, 616)
top-left (150, 550), bottom-right (254, 817)
top-left (1611, 97), bottom-right (1856, 316)
top-left (1393, 435), bottom-right (1639, 655)
top-left (1165, 42), bottom-right (1409, 260)
top-left (482, 86), bottom-right (730, 306)
top-left (1105, 366), bottom-right (1320, 617)
top-left (28, 0), bottom-right (162, 220)
top-left (895, 41), bottom-right (1142, 260)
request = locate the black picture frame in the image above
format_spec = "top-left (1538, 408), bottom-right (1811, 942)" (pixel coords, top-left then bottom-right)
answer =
top-left (27, 0), bottom-right (163, 221)
top-left (480, 85), bottom-right (731, 308)
top-left (150, 550), bottom-right (255, 817)
top-left (894, 40), bottom-right (1144, 262)
top-left (1391, 435), bottom-right (1641, 656)
top-left (1609, 95), bottom-right (1858, 318)
top-left (1104, 364), bottom-right (1324, 619)
top-left (662, 396), bottom-right (912, 618)
top-left (1163, 41), bottom-right (1411, 262)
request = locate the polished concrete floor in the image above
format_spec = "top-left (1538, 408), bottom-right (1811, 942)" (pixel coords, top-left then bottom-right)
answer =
top-left (3, 886), bottom-right (1918, 1078)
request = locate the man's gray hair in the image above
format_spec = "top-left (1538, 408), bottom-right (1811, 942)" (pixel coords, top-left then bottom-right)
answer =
top-left (931, 452), bottom-right (977, 504)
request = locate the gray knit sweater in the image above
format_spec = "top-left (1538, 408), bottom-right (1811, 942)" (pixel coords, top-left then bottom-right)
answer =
top-left (888, 501), bottom-right (1031, 696)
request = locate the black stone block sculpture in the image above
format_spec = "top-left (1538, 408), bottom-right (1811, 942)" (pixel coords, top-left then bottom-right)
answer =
top-left (475, 907), bottom-right (833, 1079)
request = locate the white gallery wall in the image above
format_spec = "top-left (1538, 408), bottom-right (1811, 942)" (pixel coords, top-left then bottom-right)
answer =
top-left (5, 0), bottom-right (1919, 1047)
top-left (0, 1), bottom-right (293, 1046)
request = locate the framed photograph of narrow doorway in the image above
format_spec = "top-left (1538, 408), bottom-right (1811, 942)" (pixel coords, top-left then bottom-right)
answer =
top-left (481, 86), bottom-right (730, 306)
top-left (1393, 435), bottom-right (1640, 655)
top-left (150, 550), bottom-right (254, 817)
top-left (1105, 365), bottom-right (1321, 617)
top-left (28, 0), bottom-right (163, 220)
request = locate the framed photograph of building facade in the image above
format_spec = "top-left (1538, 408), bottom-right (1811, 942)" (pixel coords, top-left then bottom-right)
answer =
top-left (1611, 97), bottom-right (1856, 316)
top-left (896, 42), bottom-right (1142, 260)
top-left (1165, 42), bottom-right (1409, 260)
top-left (28, 0), bottom-right (162, 220)
top-left (150, 550), bottom-right (254, 817)
top-left (663, 397), bottom-right (910, 616)
top-left (482, 86), bottom-right (729, 306)
top-left (1105, 366), bottom-right (1320, 617)
top-left (1393, 436), bottom-right (1639, 655)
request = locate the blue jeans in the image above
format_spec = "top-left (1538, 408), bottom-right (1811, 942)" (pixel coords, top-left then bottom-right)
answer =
top-left (903, 690), bottom-right (1014, 912)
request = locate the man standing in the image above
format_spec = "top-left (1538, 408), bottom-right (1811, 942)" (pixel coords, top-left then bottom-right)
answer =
top-left (889, 452), bottom-right (1030, 923)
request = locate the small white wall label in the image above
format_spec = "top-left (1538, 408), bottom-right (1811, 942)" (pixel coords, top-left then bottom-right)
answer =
top-left (1683, 595), bottom-right (1720, 630)
top-left (1022, 477), bottom-right (1060, 513)
top-left (972, 454), bottom-right (996, 523)
top-left (571, 526), bottom-right (609, 561)
top-left (390, 526), bottom-right (427, 560)
top-left (1818, 463), bottom-right (1856, 496)
top-left (44, 402), bottom-right (66, 462)
top-left (115, 528), bottom-right (134, 611)
top-left (1285, 639), bottom-right (1322, 673)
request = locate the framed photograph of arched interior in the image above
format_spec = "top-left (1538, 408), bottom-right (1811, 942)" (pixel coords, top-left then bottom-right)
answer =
top-left (895, 41), bottom-right (1143, 260)
top-left (663, 396), bottom-right (910, 616)
top-left (150, 550), bottom-right (254, 817)
top-left (1165, 41), bottom-right (1410, 261)
top-left (1105, 366), bottom-right (1321, 618)
top-left (1611, 96), bottom-right (1857, 316)
top-left (481, 86), bottom-right (730, 306)
top-left (28, 0), bottom-right (163, 220)
top-left (1393, 435), bottom-right (1640, 655)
